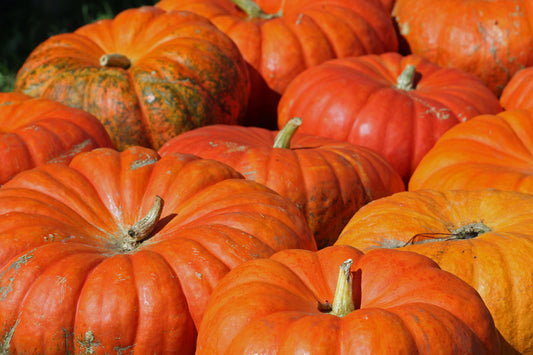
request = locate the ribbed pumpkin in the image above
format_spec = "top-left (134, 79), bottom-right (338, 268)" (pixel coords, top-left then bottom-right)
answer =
top-left (336, 189), bottom-right (533, 354)
top-left (0, 146), bottom-right (316, 354)
top-left (156, 0), bottom-right (399, 128)
top-left (0, 92), bottom-right (113, 185)
top-left (14, 6), bottom-right (250, 150)
top-left (500, 67), bottom-right (533, 111)
top-left (196, 245), bottom-right (500, 354)
top-left (392, 0), bottom-right (533, 96)
top-left (409, 109), bottom-right (533, 193)
top-left (277, 52), bottom-right (502, 182)
top-left (159, 118), bottom-right (405, 248)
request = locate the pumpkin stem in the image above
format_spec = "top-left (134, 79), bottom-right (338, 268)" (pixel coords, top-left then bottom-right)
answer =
top-left (230, 0), bottom-right (283, 19)
top-left (403, 221), bottom-right (491, 246)
top-left (120, 195), bottom-right (163, 252)
top-left (396, 64), bottom-right (416, 90)
top-left (273, 117), bottom-right (302, 149)
top-left (329, 259), bottom-right (355, 317)
top-left (100, 53), bottom-right (131, 69)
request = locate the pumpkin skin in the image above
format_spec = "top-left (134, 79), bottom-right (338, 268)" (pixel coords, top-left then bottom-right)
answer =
top-left (0, 146), bottom-right (316, 354)
top-left (408, 109), bottom-right (533, 193)
top-left (277, 52), bottom-right (502, 182)
top-left (159, 119), bottom-right (405, 248)
top-left (392, 0), bottom-right (533, 96)
top-left (336, 189), bottom-right (533, 354)
top-left (196, 245), bottom-right (500, 354)
top-left (156, 0), bottom-right (399, 128)
top-left (500, 67), bottom-right (533, 111)
top-left (14, 6), bottom-right (250, 150)
top-left (0, 92), bottom-right (113, 185)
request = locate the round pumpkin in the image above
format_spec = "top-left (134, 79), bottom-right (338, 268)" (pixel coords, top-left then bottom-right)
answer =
top-left (0, 146), bottom-right (316, 353)
top-left (277, 52), bottom-right (502, 182)
top-left (14, 6), bottom-right (250, 150)
top-left (159, 117), bottom-right (405, 248)
top-left (156, 0), bottom-right (399, 128)
top-left (392, 0), bottom-right (533, 96)
top-left (408, 109), bottom-right (533, 193)
top-left (196, 245), bottom-right (500, 354)
top-left (500, 67), bottom-right (533, 111)
top-left (0, 92), bottom-right (113, 185)
top-left (336, 189), bottom-right (533, 354)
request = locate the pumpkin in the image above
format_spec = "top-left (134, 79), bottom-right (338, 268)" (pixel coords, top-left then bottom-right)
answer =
top-left (392, 0), bottom-right (533, 96)
top-left (277, 52), bottom-right (502, 182)
top-left (500, 67), bottom-right (533, 111)
top-left (0, 146), bottom-right (316, 353)
top-left (159, 117), bottom-right (405, 248)
top-left (336, 189), bottom-right (533, 354)
top-left (196, 245), bottom-right (500, 354)
top-left (408, 109), bottom-right (533, 193)
top-left (0, 92), bottom-right (113, 185)
top-left (156, 0), bottom-right (399, 128)
top-left (14, 6), bottom-right (250, 150)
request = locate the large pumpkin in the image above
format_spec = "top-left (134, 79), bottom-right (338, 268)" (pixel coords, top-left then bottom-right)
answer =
top-left (156, 0), bottom-right (399, 128)
top-left (14, 6), bottom-right (250, 150)
top-left (159, 117), bottom-right (405, 248)
top-left (196, 245), bottom-right (500, 354)
top-left (0, 92), bottom-right (113, 185)
top-left (0, 146), bottom-right (316, 353)
top-left (277, 52), bottom-right (502, 182)
top-left (500, 67), bottom-right (533, 111)
top-left (336, 189), bottom-right (533, 354)
top-left (392, 0), bottom-right (533, 95)
top-left (408, 109), bottom-right (533, 193)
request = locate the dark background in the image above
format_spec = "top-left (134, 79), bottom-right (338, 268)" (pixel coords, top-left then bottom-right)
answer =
top-left (0, 0), bottom-right (156, 91)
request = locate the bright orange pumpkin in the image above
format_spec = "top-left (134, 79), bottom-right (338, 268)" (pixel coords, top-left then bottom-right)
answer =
top-left (159, 118), bottom-right (405, 248)
top-left (336, 189), bottom-right (533, 354)
top-left (393, 0), bottom-right (533, 95)
top-left (500, 67), bottom-right (533, 111)
top-left (0, 92), bottom-right (113, 185)
top-left (0, 146), bottom-right (316, 353)
top-left (197, 245), bottom-right (500, 354)
top-left (408, 109), bottom-right (533, 193)
top-left (14, 6), bottom-right (250, 150)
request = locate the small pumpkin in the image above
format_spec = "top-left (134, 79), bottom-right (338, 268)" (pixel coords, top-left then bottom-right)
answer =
top-left (159, 117), bottom-right (405, 248)
top-left (14, 6), bottom-right (250, 150)
top-left (0, 92), bottom-right (113, 185)
top-left (408, 109), bottom-right (533, 193)
top-left (156, 0), bottom-right (399, 128)
top-left (500, 67), bottom-right (533, 111)
top-left (336, 189), bottom-right (533, 354)
top-left (277, 52), bottom-right (502, 182)
top-left (196, 245), bottom-right (500, 354)
top-left (392, 0), bottom-right (533, 95)
top-left (0, 146), bottom-right (316, 353)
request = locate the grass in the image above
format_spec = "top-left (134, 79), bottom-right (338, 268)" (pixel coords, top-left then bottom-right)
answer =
top-left (0, 0), bottom-right (155, 92)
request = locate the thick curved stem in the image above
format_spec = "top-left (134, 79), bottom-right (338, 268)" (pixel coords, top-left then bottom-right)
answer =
top-left (396, 64), bottom-right (416, 90)
top-left (273, 117), bottom-right (302, 149)
top-left (120, 196), bottom-right (163, 252)
top-left (329, 259), bottom-right (355, 317)
top-left (100, 53), bottom-right (131, 69)
top-left (231, 0), bottom-right (283, 19)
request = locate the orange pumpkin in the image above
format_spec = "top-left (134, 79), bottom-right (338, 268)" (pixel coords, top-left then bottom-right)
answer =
top-left (0, 146), bottom-right (316, 353)
top-left (408, 109), bottom-right (533, 193)
top-left (500, 67), bottom-right (533, 111)
top-left (0, 92), bottom-right (113, 185)
top-left (393, 0), bottom-right (533, 95)
top-left (159, 117), bottom-right (405, 248)
top-left (197, 245), bottom-right (500, 354)
top-left (336, 189), bottom-right (533, 354)
top-left (14, 6), bottom-right (250, 150)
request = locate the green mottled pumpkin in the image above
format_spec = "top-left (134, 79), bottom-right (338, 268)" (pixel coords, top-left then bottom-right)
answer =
top-left (14, 6), bottom-right (250, 150)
